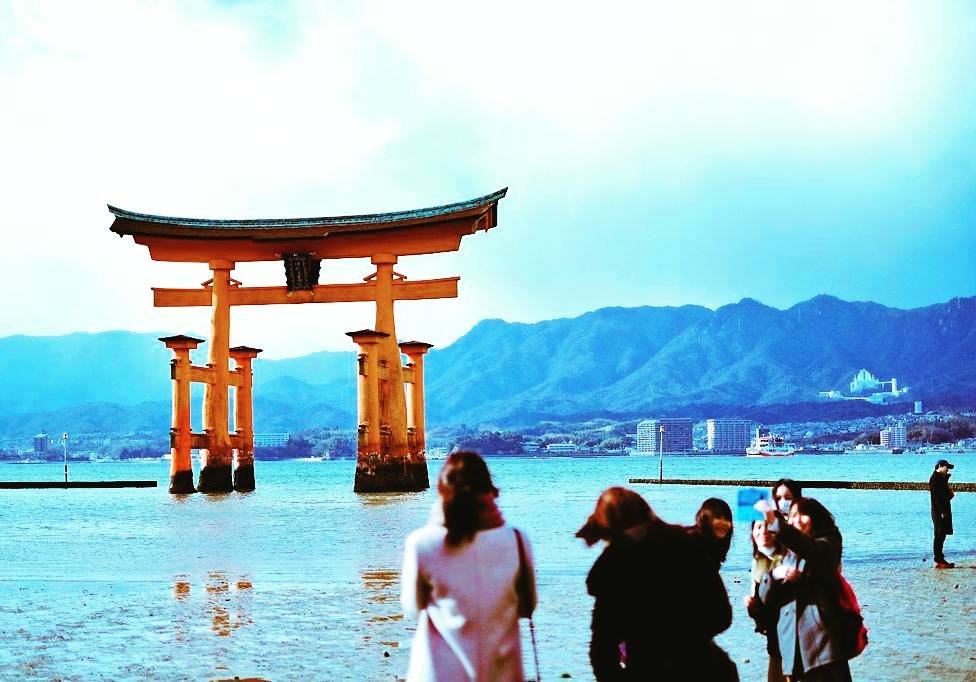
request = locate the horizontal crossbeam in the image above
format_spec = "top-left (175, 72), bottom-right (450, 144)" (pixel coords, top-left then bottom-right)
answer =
top-left (185, 365), bottom-right (244, 386)
top-left (182, 432), bottom-right (246, 450)
top-left (152, 277), bottom-right (459, 308)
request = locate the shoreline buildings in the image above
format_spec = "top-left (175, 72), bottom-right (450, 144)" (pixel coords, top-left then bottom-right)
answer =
top-left (636, 418), bottom-right (693, 454)
top-left (253, 433), bottom-right (290, 448)
top-left (706, 418), bottom-right (753, 454)
top-left (880, 423), bottom-right (908, 450)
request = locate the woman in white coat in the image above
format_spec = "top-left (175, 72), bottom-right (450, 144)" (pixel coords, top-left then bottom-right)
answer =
top-left (401, 451), bottom-right (537, 681)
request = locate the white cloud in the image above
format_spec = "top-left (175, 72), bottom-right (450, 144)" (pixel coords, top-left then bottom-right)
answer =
top-left (0, 0), bottom-right (971, 357)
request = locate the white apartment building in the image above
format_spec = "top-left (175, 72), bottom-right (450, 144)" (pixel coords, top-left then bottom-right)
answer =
top-left (546, 443), bottom-right (579, 454)
top-left (707, 418), bottom-right (753, 454)
top-left (636, 420), bottom-right (657, 455)
top-left (881, 423), bottom-right (908, 449)
top-left (254, 432), bottom-right (290, 447)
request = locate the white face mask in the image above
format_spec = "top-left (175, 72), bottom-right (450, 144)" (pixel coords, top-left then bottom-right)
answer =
top-left (757, 543), bottom-right (777, 558)
top-left (777, 498), bottom-right (793, 514)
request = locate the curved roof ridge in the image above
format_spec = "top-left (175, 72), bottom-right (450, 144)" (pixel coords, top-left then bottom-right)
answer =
top-left (108, 188), bottom-right (507, 229)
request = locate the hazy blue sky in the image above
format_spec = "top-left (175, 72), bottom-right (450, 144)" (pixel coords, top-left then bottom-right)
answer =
top-left (1, 1), bottom-right (974, 356)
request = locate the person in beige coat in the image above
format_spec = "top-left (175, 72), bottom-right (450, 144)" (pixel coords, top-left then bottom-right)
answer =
top-left (401, 451), bottom-right (537, 681)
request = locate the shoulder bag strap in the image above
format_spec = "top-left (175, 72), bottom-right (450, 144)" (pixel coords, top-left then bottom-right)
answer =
top-left (514, 528), bottom-right (541, 682)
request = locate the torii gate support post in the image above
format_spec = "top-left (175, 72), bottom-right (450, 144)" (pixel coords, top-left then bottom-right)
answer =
top-left (160, 335), bottom-right (204, 494)
top-left (199, 259), bottom-right (235, 493)
top-left (399, 341), bottom-right (433, 460)
top-left (347, 330), bottom-right (387, 491)
top-left (368, 253), bottom-right (429, 492)
top-left (230, 346), bottom-right (261, 492)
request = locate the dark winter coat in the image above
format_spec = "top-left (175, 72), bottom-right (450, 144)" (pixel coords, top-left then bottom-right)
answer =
top-left (747, 555), bottom-right (782, 659)
top-left (586, 519), bottom-right (737, 681)
top-left (929, 471), bottom-right (954, 535)
top-left (758, 518), bottom-right (850, 678)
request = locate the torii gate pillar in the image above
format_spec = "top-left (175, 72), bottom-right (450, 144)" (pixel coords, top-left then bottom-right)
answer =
top-left (198, 259), bottom-right (235, 493)
top-left (161, 335), bottom-right (204, 494)
top-left (400, 341), bottom-right (433, 460)
top-left (347, 327), bottom-right (429, 493)
top-left (230, 346), bottom-right (262, 492)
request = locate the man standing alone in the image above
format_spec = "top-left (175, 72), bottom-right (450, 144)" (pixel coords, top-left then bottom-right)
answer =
top-left (929, 459), bottom-right (955, 569)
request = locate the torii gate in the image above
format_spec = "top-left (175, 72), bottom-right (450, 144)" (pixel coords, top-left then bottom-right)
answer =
top-left (108, 189), bottom-right (507, 495)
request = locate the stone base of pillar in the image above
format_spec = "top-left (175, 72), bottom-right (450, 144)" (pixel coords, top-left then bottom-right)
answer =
top-left (198, 464), bottom-right (234, 493)
top-left (169, 470), bottom-right (197, 495)
top-left (354, 457), bottom-right (429, 493)
top-left (233, 463), bottom-right (255, 492)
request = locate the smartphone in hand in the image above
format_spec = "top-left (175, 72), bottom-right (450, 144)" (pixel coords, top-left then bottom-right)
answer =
top-left (737, 488), bottom-right (770, 522)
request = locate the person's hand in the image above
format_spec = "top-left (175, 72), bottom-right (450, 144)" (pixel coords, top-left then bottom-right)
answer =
top-left (771, 565), bottom-right (790, 580)
top-left (754, 498), bottom-right (777, 524)
top-left (783, 568), bottom-right (801, 582)
top-left (743, 594), bottom-right (755, 609)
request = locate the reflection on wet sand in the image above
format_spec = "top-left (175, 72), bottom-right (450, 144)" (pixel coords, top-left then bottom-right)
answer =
top-left (172, 572), bottom-right (254, 638)
top-left (362, 568), bottom-right (399, 604)
top-left (174, 578), bottom-right (191, 600)
top-left (361, 568), bottom-right (404, 646)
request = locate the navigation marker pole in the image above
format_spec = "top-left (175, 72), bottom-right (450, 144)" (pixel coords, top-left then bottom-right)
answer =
top-left (62, 432), bottom-right (69, 483)
top-left (658, 425), bottom-right (665, 483)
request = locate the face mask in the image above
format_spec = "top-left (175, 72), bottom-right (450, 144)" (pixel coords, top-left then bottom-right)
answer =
top-left (777, 498), bottom-right (792, 514)
top-left (757, 543), bottom-right (776, 558)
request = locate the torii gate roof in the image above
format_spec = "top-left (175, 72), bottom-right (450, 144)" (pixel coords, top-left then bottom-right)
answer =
top-left (108, 188), bottom-right (507, 262)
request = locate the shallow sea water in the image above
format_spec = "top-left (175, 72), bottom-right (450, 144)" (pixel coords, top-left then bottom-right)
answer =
top-left (0, 454), bottom-right (974, 681)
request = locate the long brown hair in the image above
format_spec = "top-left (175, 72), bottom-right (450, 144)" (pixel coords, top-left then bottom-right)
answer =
top-left (576, 487), bottom-right (655, 546)
top-left (793, 497), bottom-right (838, 536)
top-left (694, 497), bottom-right (733, 563)
top-left (438, 451), bottom-right (499, 547)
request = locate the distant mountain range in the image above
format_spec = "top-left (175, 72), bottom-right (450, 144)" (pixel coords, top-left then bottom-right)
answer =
top-left (0, 294), bottom-right (974, 437)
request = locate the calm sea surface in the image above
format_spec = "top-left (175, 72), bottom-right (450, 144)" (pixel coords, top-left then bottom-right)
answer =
top-left (1, 454), bottom-right (974, 680)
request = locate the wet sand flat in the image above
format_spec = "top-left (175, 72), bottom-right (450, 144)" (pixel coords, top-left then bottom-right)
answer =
top-left (717, 557), bottom-right (976, 682)
top-left (0, 457), bottom-right (973, 680)
top-left (1, 556), bottom-right (972, 680)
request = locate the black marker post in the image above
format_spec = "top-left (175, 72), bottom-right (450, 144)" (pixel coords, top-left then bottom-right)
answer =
top-left (62, 432), bottom-right (69, 483)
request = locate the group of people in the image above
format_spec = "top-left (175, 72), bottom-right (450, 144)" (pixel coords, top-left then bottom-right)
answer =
top-left (399, 452), bottom-right (956, 681)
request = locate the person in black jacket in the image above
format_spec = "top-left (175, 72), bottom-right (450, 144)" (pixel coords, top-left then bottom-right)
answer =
top-left (929, 459), bottom-right (955, 569)
top-left (577, 488), bottom-right (738, 681)
top-left (757, 497), bottom-right (851, 682)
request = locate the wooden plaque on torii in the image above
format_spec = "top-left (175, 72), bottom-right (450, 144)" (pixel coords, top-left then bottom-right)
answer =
top-left (109, 189), bottom-right (507, 493)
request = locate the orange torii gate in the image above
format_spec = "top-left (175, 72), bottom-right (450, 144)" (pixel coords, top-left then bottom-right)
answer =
top-left (108, 189), bottom-right (506, 494)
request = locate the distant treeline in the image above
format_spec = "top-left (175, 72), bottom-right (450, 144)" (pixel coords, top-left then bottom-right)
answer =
top-left (816, 416), bottom-right (976, 447)
top-left (119, 446), bottom-right (166, 459)
top-left (908, 418), bottom-right (975, 444)
top-left (502, 396), bottom-right (974, 429)
top-left (254, 430), bottom-right (355, 460)
top-left (447, 429), bottom-right (631, 454)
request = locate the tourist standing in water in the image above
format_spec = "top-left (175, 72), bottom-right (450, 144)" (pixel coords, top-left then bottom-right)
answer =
top-left (756, 497), bottom-right (852, 681)
top-left (929, 459), bottom-right (955, 569)
top-left (401, 451), bottom-right (537, 681)
top-left (578, 488), bottom-right (737, 681)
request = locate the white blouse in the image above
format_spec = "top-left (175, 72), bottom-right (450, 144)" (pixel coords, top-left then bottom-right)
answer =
top-left (401, 523), bottom-right (537, 681)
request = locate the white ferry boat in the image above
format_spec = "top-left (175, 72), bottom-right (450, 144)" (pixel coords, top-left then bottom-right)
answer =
top-left (746, 427), bottom-right (797, 457)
